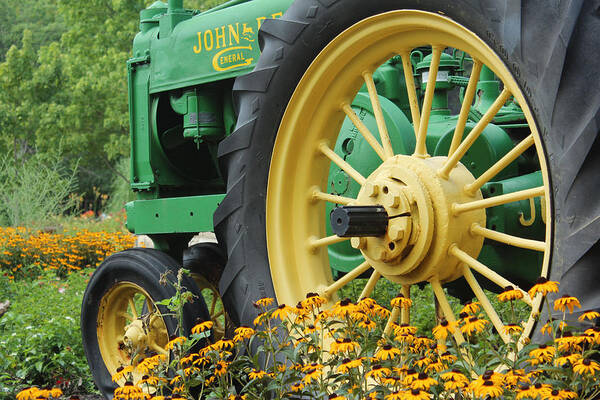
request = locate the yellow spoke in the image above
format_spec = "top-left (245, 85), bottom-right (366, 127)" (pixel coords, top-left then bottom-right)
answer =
top-left (414, 46), bottom-right (443, 158)
top-left (399, 51), bottom-right (420, 137)
top-left (438, 88), bottom-right (512, 178)
top-left (342, 103), bottom-right (387, 161)
top-left (318, 142), bottom-right (366, 185)
top-left (363, 72), bottom-right (394, 159)
top-left (400, 285), bottom-right (410, 325)
top-left (128, 298), bottom-right (138, 320)
top-left (464, 135), bottom-right (535, 196)
top-left (322, 261), bottom-right (372, 299)
top-left (150, 342), bottom-right (168, 355)
top-left (308, 235), bottom-right (350, 252)
top-left (462, 265), bottom-right (510, 344)
top-left (118, 312), bottom-right (134, 322)
top-left (359, 271), bottom-right (381, 300)
top-left (471, 223), bottom-right (546, 252)
top-left (453, 186), bottom-right (545, 215)
top-left (449, 245), bottom-right (532, 306)
top-left (210, 294), bottom-right (218, 315)
top-left (213, 310), bottom-right (225, 318)
top-left (383, 306), bottom-right (400, 337)
top-left (430, 279), bottom-right (465, 345)
top-left (311, 187), bottom-right (354, 205)
top-left (448, 60), bottom-right (483, 157)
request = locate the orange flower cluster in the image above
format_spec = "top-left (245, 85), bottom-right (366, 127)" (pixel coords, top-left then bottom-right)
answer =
top-left (0, 226), bottom-right (134, 279)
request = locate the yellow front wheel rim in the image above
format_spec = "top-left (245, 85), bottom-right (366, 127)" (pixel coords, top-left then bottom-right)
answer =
top-left (266, 10), bottom-right (551, 347)
top-left (97, 282), bottom-right (169, 381)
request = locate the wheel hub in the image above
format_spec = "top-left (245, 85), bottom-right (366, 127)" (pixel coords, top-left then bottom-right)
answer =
top-left (352, 155), bottom-right (486, 284)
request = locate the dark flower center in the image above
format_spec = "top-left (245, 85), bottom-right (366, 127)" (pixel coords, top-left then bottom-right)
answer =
top-left (483, 381), bottom-right (494, 386)
top-left (418, 372), bottom-right (427, 380)
top-left (583, 358), bottom-right (591, 366)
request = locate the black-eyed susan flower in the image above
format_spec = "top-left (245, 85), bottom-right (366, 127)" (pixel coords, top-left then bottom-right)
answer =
top-left (411, 373), bottom-right (437, 390)
top-left (528, 277), bottom-right (559, 298)
top-left (559, 390), bottom-right (578, 399)
top-left (553, 294), bottom-right (581, 313)
top-left (394, 323), bottom-right (417, 336)
top-left (402, 369), bottom-right (419, 386)
top-left (359, 318), bottom-right (376, 330)
top-left (337, 357), bottom-right (363, 373)
top-left (227, 394), bottom-right (247, 400)
top-left (573, 358), bottom-right (600, 376)
top-left (248, 369), bottom-right (267, 380)
top-left (432, 318), bottom-right (456, 341)
top-left (531, 383), bottom-right (552, 397)
top-left (302, 367), bottom-right (322, 384)
top-left (475, 380), bottom-right (503, 398)
top-left (16, 388), bottom-right (40, 400)
top-left (529, 344), bottom-right (556, 363)
top-left (498, 286), bottom-right (524, 302)
top-left (233, 326), bottom-right (255, 342)
top-left (555, 353), bottom-right (582, 367)
top-left (191, 320), bottom-right (213, 334)
top-left (365, 365), bottom-right (391, 380)
top-left (460, 301), bottom-right (480, 315)
top-left (579, 310), bottom-right (600, 321)
top-left (444, 378), bottom-right (468, 391)
top-left (112, 366), bottom-right (135, 382)
top-left (271, 304), bottom-right (293, 320)
top-left (439, 351), bottom-right (457, 363)
top-left (503, 369), bottom-right (529, 387)
top-left (425, 361), bottom-right (445, 374)
top-left (48, 388), bottom-right (62, 399)
top-left (331, 298), bottom-right (356, 318)
top-left (330, 338), bottom-right (359, 354)
top-left (302, 292), bottom-right (327, 309)
top-left (403, 388), bottom-right (429, 400)
top-left (460, 316), bottom-right (488, 336)
top-left (327, 393), bottom-right (346, 400)
top-left (114, 382), bottom-right (143, 399)
top-left (515, 383), bottom-right (537, 400)
top-left (503, 323), bottom-right (523, 335)
top-left (542, 389), bottom-right (565, 400)
top-left (253, 312), bottom-right (267, 326)
top-left (165, 336), bottom-right (186, 350)
top-left (441, 369), bottom-right (467, 382)
top-left (214, 360), bottom-right (228, 376)
top-left (375, 344), bottom-right (402, 360)
top-left (390, 293), bottom-right (412, 309)
top-left (385, 391), bottom-right (403, 400)
top-left (290, 382), bottom-right (304, 392)
top-left (255, 297), bottom-right (274, 308)
top-left (414, 356), bottom-right (432, 368)
top-left (555, 334), bottom-right (582, 352)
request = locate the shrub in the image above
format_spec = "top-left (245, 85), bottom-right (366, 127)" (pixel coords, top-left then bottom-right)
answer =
top-left (0, 271), bottom-right (95, 399)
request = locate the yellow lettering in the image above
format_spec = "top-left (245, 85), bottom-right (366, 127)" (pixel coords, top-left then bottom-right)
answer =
top-left (271, 12), bottom-right (283, 19)
top-left (193, 32), bottom-right (202, 53)
top-left (215, 26), bottom-right (226, 49)
top-left (256, 16), bottom-right (266, 30)
top-left (204, 29), bottom-right (214, 51)
top-left (228, 23), bottom-right (240, 45)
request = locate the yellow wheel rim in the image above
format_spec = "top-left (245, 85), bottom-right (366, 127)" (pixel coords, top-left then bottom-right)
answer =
top-left (97, 282), bottom-right (169, 381)
top-left (266, 10), bottom-right (551, 347)
top-left (191, 273), bottom-right (228, 340)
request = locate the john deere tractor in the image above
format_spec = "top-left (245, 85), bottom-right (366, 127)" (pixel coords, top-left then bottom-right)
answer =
top-left (80, 0), bottom-right (600, 396)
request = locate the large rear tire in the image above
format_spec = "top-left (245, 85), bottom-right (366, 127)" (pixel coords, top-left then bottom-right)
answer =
top-left (215, 0), bottom-right (600, 343)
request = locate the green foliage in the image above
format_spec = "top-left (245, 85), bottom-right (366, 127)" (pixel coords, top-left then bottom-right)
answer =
top-left (0, 271), bottom-right (95, 399)
top-left (0, 151), bottom-right (78, 229)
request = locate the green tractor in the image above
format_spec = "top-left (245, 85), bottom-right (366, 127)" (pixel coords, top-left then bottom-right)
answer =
top-left (80, 0), bottom-right (600, 397)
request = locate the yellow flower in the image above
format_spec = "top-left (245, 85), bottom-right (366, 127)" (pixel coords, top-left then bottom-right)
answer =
top-left (330, 338), bottom-right (359, 354)
top-left (331, 298), bottom-right (356, 318)
top-left (385, 391), bottom-right (403, 400)
top-left (528, 277), bottom-right (559, 298)
top-left (302, 292), bottom-right (327, 309)
top-left (474, 380), bottom-right (503, 398)
top-left (555, 334), bottom-right (582, 352)
top-left (460, 301), bottom-right (480, 315)
top-left (529, 344), bottom-right (555, 363)
top-left (359, 318), bottom-right (376, 330)
top-left (191, 320), bottom-right (213, 334)
top-left (302, 367), bottom-right (322, 384)
top-left (542, 389), bottom-right (565, 400)
top-left (337, 357), bottom-right (363, 373)
top-left (214, 360), bottom-right (228, 376)
top-left (114, 382), bottom-right (144, 399)
top-left (573, 358), bottom-right (600, 375)
top-left (497, 286), bottom-right (524, 302)
top-left (271, 304), bottom-right (293, 320)
top-left (290, 382), bottom-right (304, 392)
top-left (248, 369), bottom-right (267, 379)
top-left (112, 365), bottom-right (135, 382)
top-left (432, 318), bottom-right (456, 341)
top-left (48, 388), bottom-right (62, 399)
top-left (375, 344), bottom-right (402, 360)
top-left (16, 388), bottom-right (40, 400)
top-left (460, 316), bottom-right (488, 336)
top-left (503, 323), bottom-right (523, 335)
top-left (165, 336), bottom-right (186, 350)
top-left (553, 295), bottom-right (581, 313)
top-left (255, 297), bottom-right (274, 307)
top-left (555, 353), bottom-right (582, 367)
top-left (227, 395), bottom-right (247, 400)
top-left (390, 293), bottom-right (412, 309)
top-left (579, 310), bottom-right (600, 321)
top-left (402, 389), bottom-right (430, 400)
top-left (233, 326), bottom-right (255, 342)
top-left (411, 373), bottom-right (437, 390)
top-left (394, 323), bottom-right (417, 336)
top-left (328, 393), bottom-right (346, 400)
top-left (365, 365), bottom-right (391, 380)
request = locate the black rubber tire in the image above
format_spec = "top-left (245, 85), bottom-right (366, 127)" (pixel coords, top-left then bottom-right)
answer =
top-left (215, 0), bottom-right (600, 329)
top-left (81, 248), bottom-right (209, 399)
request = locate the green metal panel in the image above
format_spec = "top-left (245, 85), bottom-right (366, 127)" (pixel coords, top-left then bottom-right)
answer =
top-left (145, 0), bottom-right (294, 94)
top-left (125, 194), bottom-right (225, 234)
